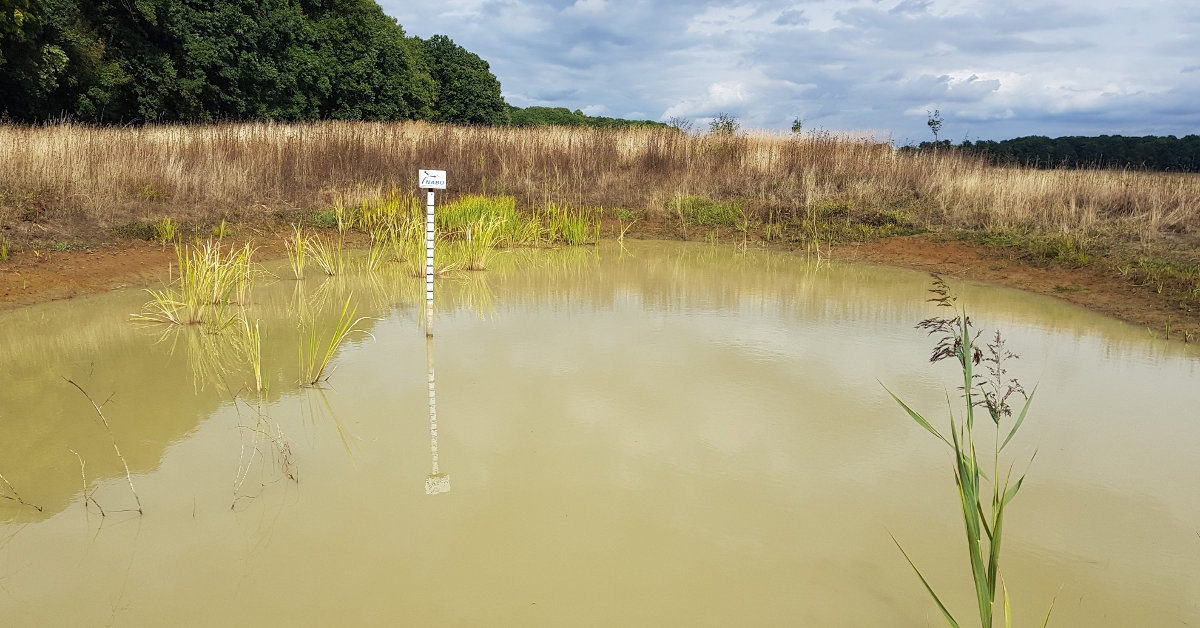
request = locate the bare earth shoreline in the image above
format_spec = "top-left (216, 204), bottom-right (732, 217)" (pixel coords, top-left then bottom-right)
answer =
top-left (2, 224), bottom-right (1194, 340)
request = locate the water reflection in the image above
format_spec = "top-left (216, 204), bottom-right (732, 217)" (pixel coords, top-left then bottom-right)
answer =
top-left (0, 241), bottom-right (1198, 626)
top-left (424, 336), bottom-right (450, 495)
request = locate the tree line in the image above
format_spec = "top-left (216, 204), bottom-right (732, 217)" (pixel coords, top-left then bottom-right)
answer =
top-left (907, 135), bottom-right (1200, 172)
top-left (0, 0), bottom-right (673, 129)
top-left (507, 106), bottom-right (667, 129)
top-left (0, 0), bottom-right (508, 124)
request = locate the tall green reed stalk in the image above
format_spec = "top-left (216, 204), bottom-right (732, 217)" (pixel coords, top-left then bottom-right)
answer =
top-left (883, 276), bottom-right (1050, 628)
top-left (242, 313), bottom-right (265, 393)
top-left (285, 224), bottom-right (308, 280)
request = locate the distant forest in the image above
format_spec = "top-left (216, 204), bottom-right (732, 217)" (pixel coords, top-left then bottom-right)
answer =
top-left (908, 135), bottom-right (1200, 172)
top-left (508, 106), bottom-right (667, 129)
top-left (0, 0), bottom-right (662, 128)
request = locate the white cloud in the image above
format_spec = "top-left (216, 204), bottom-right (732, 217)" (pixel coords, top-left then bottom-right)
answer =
top-left (662, 81), bottom-right (753, 120)
top-left (380, 0), bottom-right (1200, 140)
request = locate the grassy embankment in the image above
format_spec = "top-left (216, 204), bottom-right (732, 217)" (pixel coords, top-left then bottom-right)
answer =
top-left (1, 121), bottom-right (1198, 331)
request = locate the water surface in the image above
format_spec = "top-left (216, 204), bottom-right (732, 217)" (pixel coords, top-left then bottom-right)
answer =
top-left (1, 241), bottom-right (1197, 626)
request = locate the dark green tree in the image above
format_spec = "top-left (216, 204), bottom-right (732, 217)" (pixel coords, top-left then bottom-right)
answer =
top-left (926, 109), bottom-right (943, 142)
top-left (307, 0), bottom-right (434, 120)
top-left (709, 112), bottom-right (738, 135)
top-left (419, 34), bottom-right (505, 125)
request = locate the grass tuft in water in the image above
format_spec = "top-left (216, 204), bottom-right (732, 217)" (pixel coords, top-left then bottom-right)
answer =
top-left (882, 274), bottom-right (1051, 628)
top-left (309, 234), bottom-right (343, 276)
top-left (284, 224), bottom-right (308, 280)
top-left (133, 239), bottom-right (255, 330)
top-left (298, 294), bottom-right (373, 387)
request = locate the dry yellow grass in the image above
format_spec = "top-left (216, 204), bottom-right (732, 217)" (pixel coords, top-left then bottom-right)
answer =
top-left (0, 121), bottom-right (1196, 251)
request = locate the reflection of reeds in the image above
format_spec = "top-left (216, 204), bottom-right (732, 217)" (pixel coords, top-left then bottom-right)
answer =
top-left (67, 448), bottom-right (103, 517)
top-left (232, 396), bottom-right (296, 508)
top-left (300, 386), bottom-right (358, 458)
top-left (884, 276), bottom-right (1047, 628)
top-left (299, 294), bottom-right (372, 386)
top-left (152, 324), bottom-right (242, 393)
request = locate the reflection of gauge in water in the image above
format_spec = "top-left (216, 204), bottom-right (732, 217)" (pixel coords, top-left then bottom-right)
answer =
top-left (424, 336), bottom-right (450, 495)
top-left (425, 473), bottom-right (450, 495)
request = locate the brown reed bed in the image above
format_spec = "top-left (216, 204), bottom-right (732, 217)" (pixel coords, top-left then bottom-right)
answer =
top-left (1, 121), bottom-right (1198, 322)
top-left (0, 121), bottom-right (1194, 239)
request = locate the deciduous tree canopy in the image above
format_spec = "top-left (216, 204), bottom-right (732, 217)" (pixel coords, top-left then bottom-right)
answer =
top-left (0, 0), bottom-right (499, 124)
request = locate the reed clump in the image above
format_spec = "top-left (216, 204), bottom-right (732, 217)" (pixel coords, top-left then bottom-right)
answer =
top-left (298, 294), bottom-right (372, 387)
top-left (133, 239), bottom-right (256, 329)
top-left (883, 276), bottom-right (1051, 628)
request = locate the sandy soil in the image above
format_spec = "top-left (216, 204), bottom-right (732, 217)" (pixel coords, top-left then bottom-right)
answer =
top-left (1, 226), bottom-right (1196, 340)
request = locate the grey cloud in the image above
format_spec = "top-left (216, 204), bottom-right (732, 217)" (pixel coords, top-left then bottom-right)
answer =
top-left (950, 36), bottom-right (1094, 55)
top-left (888, 0), bottom-right (931, 17)
top-left (773, 9), bottom-right (808, 26)
top-left (380, 0), bottom-right (1198, 140)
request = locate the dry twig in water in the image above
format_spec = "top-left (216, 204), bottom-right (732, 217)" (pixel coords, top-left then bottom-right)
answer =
top-left (64, 379), bottom-right (143, 515)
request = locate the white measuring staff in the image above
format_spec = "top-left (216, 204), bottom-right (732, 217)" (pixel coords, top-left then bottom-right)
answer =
top-left (419, 169), bottom-right (446, 337)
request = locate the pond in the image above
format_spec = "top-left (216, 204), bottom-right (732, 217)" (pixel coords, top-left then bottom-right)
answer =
top-left (1, 240), bottom-right (1197, 626)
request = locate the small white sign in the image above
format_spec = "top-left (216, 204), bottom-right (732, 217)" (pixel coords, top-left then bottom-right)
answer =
top-left (419, 169), bottom-right (447, 189)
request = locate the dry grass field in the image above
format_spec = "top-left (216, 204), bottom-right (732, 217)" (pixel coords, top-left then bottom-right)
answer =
top-left (1, 121), bottom-right (1198, 327)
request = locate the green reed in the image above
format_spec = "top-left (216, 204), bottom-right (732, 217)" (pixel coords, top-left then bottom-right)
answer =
top-left (538, 202), bottom-right (599, 246)
top-left (298, 294), bottom-right (372, 387)
top-left (365, 224), bottom-right (391, 272)
top-left (883, 276), bottom-right (1050, 628)
top-left (309, 234), bottom-right (344, 276)
top-left (461, 214), bottom-right (504, 271)
top-left (285, 224), bottom-right (308, 280)
top-left (134, 239), bottom-right (254, 329)
top-left (152, 216), bottom-right (177, 249)
top-left (242, 313), bottom-right (265, 393)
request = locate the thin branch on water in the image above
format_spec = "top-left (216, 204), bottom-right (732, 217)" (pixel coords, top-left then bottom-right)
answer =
top-left (67, 448), bottom-right (105, 518)
top-left (64, 378), bottom-right (143, 515)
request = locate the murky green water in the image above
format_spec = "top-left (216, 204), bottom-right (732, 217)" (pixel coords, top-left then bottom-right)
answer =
top-left (1, 241), bottom-right (1198, 626)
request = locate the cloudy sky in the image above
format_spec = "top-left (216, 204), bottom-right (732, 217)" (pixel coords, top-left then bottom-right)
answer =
top-left (379, 0), bottom-right (1199, 142)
